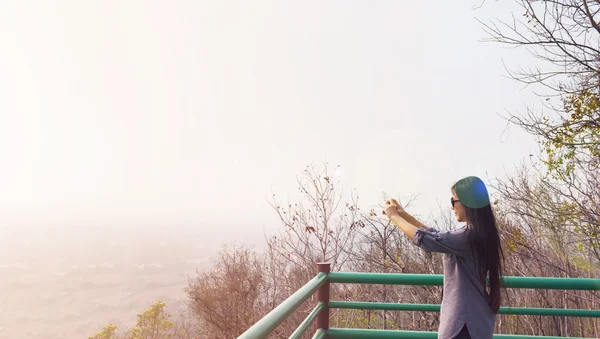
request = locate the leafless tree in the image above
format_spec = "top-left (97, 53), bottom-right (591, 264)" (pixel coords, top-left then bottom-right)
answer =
top-left (185, 244), bottom-right (265, 338)
top-left (480, 0), bottom-right (600, 264)
top-left (491, 167), bottom-right (600, 337)
top-left (183, 164), bottom-right (599, 337)
top-left (267, 163), bottom-right (361, 273)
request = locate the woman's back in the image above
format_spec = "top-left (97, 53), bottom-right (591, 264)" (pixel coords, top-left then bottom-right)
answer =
top-left (413, 226), bottom-right (496, 339)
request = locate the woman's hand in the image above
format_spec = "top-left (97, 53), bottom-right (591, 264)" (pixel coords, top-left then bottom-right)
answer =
top-left (383, 200), bottom-right (400, 219)
top-left (386, 198), bottom-right (430, 231)
top-left (390, 199), bottom-right (406, 215)
top-left (382, 199), bottom-right (419, 240)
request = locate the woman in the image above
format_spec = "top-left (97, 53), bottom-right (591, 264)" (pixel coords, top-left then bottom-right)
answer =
top-left (383, 176), bottom-right (504, 339)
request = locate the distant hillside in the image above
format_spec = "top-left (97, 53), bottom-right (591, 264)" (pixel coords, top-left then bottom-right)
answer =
top-left (0, 226), bottom-right (216, 339)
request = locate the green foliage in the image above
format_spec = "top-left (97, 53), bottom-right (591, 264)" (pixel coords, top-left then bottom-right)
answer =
top-left (572, 255), bottom-right (595, 273)
top-left (331, 309), bottom-right (377, 329)
top-left (130, 301), bottom-right (175, 339)
top-left (89, 324), bottom-right (118, 339)
top-left (505, 227), bottom-right (526, 252)
top-left (542, 89), bottom-right (600, 178)
top-left (553, 197), bottom-right (600, 250)
top-left (532, 89), bottom-right (600, 254)
top-left (89, 301), bottom-right (191, 339)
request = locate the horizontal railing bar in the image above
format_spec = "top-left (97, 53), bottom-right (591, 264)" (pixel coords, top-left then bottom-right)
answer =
top-left (289, 302), bottom-right (324, 339)
top-left (237, 272), bottom-right (327, 339)
top-left (326, 328), bottom-right (595, 339)
top-left (328, 272), bottom-right (600, 290)
top-left (329, 301), bottom-right (600, 318)
top-left (330, 301), bottom-right (440, 312)
top-left (312, 328), bottom-right (326, 339)
top-left (503, 276), bottom-right (600, 290)
top-left (329, 272), bottom-right (442, 286)
top-left (327, 328), bottom-right (437, 339)
top-left (502, 306), bottom-right (600, 318)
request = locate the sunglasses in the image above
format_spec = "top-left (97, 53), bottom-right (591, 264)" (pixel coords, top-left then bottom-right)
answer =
top-left (451, 198), bottom-right (460, 207)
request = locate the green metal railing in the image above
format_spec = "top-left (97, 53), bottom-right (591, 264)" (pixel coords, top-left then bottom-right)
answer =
top-left (237, 263), bottom-right (600, 339)
top-left (237, 272), bottom-right (328, 339)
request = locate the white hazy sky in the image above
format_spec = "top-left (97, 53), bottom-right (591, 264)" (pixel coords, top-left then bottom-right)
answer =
top-left (0, 1), bottom-right (541, 242)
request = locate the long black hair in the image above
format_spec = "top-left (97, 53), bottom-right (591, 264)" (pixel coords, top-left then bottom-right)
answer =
top-left (452, 177), bottom-right (505, 313)
top-left (464, 202), bottom-right (505, 313)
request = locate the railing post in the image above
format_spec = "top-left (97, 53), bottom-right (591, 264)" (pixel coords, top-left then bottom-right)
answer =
top-left (316, 262), bottom-right (331, 332)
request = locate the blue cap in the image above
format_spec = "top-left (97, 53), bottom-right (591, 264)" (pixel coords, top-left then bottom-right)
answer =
top-left (454, 176), bottom-right (490, 209)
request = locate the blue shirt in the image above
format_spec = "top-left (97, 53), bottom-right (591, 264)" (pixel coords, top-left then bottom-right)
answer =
top-left (413, 226), bottom-right (496, 339)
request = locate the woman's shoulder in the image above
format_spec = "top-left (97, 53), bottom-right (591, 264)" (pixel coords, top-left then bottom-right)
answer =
top-left (439, 226), bottom-right (470, 245)
top-left (451, 226), bottom-right (469, 234)
top-left (439, 226), bottom-right (468, 236)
